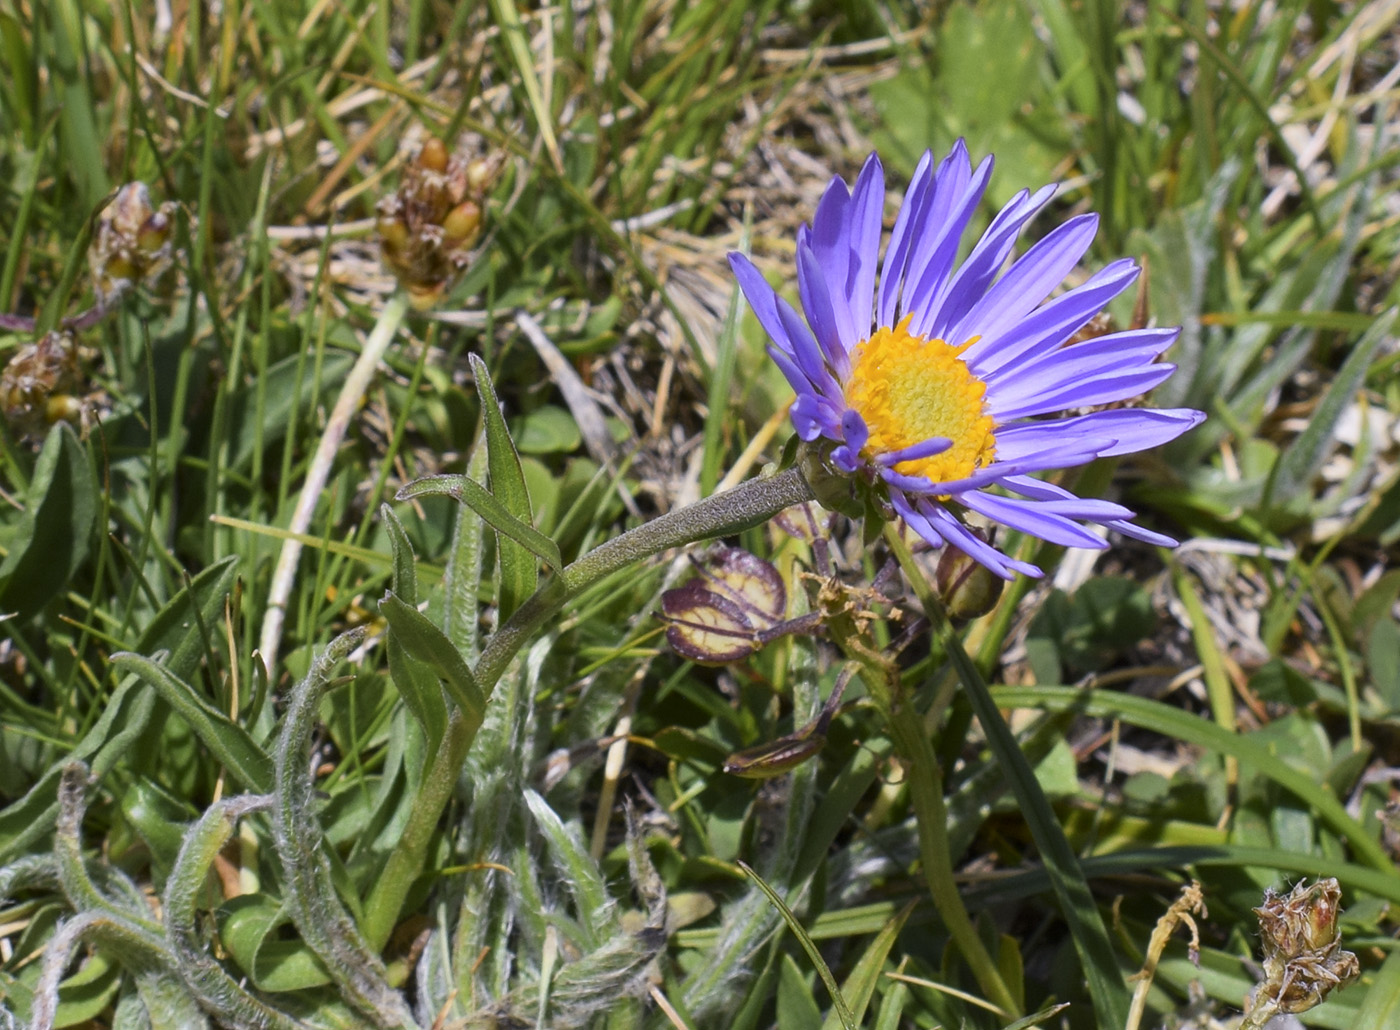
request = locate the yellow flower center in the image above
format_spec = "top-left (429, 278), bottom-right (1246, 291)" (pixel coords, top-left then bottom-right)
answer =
top-left (843, 315), bottom-right (996, 482)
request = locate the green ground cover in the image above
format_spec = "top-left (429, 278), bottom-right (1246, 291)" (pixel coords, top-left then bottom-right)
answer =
top-left (1, 1), bottom-right (1399, 1027)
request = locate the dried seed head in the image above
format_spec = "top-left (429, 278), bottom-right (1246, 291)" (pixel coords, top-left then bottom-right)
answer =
top-left (1253, 878), bottom-right (1360, 1014)
top-left (377, 135), bottom-right (500, 310)
top-left (1, 332), bottom-right (84, 439)
top-left (89, 182), bottom-right (178, 307)
top-left (661, 547), bottom-right (789, 665)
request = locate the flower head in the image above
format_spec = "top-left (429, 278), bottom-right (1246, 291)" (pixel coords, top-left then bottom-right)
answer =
top-left (730, 145), bottom-right (1204, 578)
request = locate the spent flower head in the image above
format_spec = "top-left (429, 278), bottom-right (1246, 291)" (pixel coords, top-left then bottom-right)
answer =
top-left (1253, 878), bottom-right (1359, 1015)
top-left (730, 144), bottom-right (1205, 579)
top-left (89, 182), bottom-right (178, 307)
top-left (377, 136), bottom-right (498, 309)
top-left (0, 331), bottom-right (91, 440)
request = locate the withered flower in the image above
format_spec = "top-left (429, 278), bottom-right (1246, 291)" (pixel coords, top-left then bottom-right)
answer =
top-left (661, 546), bottom-right (819, 665)
top-left (377, 136), bottom-right (498, 310)
top-left (89, 182), bottom-right (178, 307)
top-left (0, 331), bottom-right (89, 440)
top-left (1252, 878), bottom-right (1359, 1015)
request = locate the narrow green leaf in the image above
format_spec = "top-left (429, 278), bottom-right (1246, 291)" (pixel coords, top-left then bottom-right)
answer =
top-left (398, 474), bottom-right (562, 572)
top-left (470, 353), bottom-right (537, 618)
top-left (109, 653), bottom-right (274, 793)
top-left (1271, 310), bottom-right (1396, 501)
top-left (442, 443), bottom-right (489, 660)
top-left (739, 861), bottom-right (856, 1030)
top-left (133, 556), bottom-right (240, 680)
top-left (1355, 946), bottom-right (1400, 1030)
top-left (820, 902), bottom-right (914, 1030)
top-left (778, 953), bottom-right (824, 1030)
top-left (379, 591), bottom-right (485, 727)
top-left (923, 613), bottom-right (1130, 1029)
top-left (0, 423), bottom-right (96, 617)
top-left (523, 790), bottom-right (608, 947)
top-left (0, 679), bottom-right (155, 864)
top-left (990, 686), bottom-right (1396, 873)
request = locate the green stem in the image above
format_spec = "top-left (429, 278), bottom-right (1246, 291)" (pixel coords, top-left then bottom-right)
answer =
top-left (362, 465), bottom-right (816, 950)
top-left (885, 526), bottom-right (1131, 1030)
top-left (869, 528), bottom-right (1020, 1018)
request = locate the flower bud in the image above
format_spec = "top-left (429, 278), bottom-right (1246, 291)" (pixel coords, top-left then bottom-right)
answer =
top-left (661, 547), bottom-right (788, 665)
top-left (934, 537), bottom-right (1003, 619)
top-left (417, 136), bottom-right (449, 172)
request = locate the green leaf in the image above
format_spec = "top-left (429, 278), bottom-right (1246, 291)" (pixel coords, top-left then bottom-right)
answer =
top-left (109, 652), bottom-right (274, 793)
top-left (739, 861), bottom-right (856, 1030)
top-left (226, 351), bottom-right (355, 472)
top-left (0, 423), bottom-right (96, 617)
top-left (133, 556), bottom-right (241, 681)
top-left (777, 953), bottom-right (823, 1030)
top-left (398, 474), bottom-right (562, 572)
top-left (990, 686), bottom-right (1396, 873)
top-left (380, 505), bottom-right (447, 748)
top-left (1270, 310), bottom-right (1396, 505)
top-left (470, 353), bottom-right (537, 618)
top-left (120, 777), bottom-right (197, 879)
top-left (523, 790), bottom-right (608, 946)
top-left (220, 894), bottom-right (333, 992)
top-left (510, 404), bottom-right (582, 454)
top-left (0, 678), bottom-right (155, 864)
top-left (52, 950), bottom-right (123, 1028)
top-left (820, 902), bottom-right (914, 1030)
top-left (1356, 946), bottom-right (1400, 1030)
top-left (379, 591), bottom-right (484, 727)
top-left (941, 637), bottom-right (1131, 1029)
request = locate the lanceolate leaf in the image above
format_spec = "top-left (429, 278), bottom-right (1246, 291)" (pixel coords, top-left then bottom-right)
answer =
top-left (380, 591), bottom-right (485, 728)
top-left (109, 652), bottom-right (274, 793)
top-left (398, 473), bottom-right (562, 572)
top-left (471, 353), bottom-right (537, 619)
top-left (0, 423), bottom-right (97, 617)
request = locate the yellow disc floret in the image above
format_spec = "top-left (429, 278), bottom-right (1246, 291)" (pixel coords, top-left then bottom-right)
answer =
top-left (843, 315), bottom-right (996, 483)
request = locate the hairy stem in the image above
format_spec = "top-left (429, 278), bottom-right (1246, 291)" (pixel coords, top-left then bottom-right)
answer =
top-left (362, 465), bottom-right (816, 950)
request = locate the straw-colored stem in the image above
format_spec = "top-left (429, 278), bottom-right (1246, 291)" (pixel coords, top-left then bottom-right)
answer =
top-left (258, 292), bottom-right (409, 675)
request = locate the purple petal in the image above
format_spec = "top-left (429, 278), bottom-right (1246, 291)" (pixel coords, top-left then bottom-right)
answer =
top-left (877, 149), bottom-right (936, 328)
top-left (987, 326), bottom-right (1180, 396)
top-left (808, 174), bottom-right (858, 350)
top-left (890, 490), bottom-right (944, 548)
top-left (776, 285), bottom-right (843, 398)
top-left (791, 392), bottom-right (841, 441)
top-left (845, 155), bottom-right (886, 339)
top-left (923, 501), bottom-right (1043, 579)
top-left (899, 149), bottom-right (992, 330)
top-left (796, 242), bottom-right (853, 379)
top-left (1001, 408), bottom-right (1205, 459)
top-left (1107, 520), bottom-right (1178, 546)
top-left (920, 182), bottom-right (1058, 341)
top-left (963, 259), bottom-right (1139, 376)
top-left (959, 491), bottom-right (1114, 549)
top-left (841, 409), bottom-right (869, 453)
top-left (947, 213), bottom-right (1098, 347)
top-left (874, 435), bottom-right (953, 466)
top-left (991, 364), bottom-right (1178, 421)
top-left (730, 252), bottom-right (796, 355)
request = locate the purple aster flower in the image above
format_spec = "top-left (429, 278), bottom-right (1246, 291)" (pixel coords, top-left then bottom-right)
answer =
top-left (729, 144), bottom-right (1205, 579)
